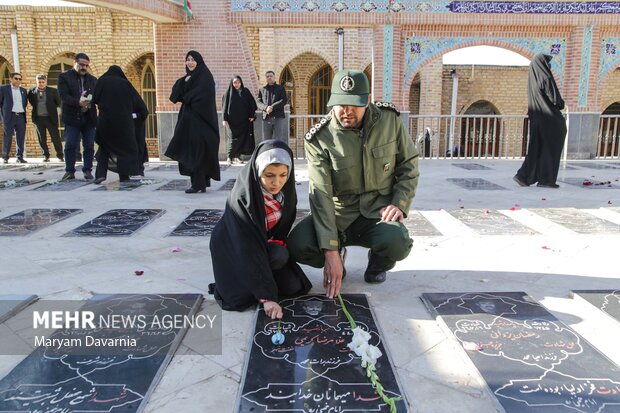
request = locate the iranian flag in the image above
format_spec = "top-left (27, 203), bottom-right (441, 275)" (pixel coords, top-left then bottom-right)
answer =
top-left (184, 0), bottom-right (193, 19)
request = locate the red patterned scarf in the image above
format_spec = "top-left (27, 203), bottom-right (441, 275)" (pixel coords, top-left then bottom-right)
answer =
top-left (263, 194), bottom-right (283, 231)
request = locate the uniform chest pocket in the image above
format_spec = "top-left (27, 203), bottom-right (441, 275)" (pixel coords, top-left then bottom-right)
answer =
top-left (331, 155), bottom-right (357, 170)
top-left (371, 140), bottom-right (398, 158)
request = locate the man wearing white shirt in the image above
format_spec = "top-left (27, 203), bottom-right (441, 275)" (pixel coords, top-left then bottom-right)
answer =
top-left (0, 72), bottom-right (28, 163)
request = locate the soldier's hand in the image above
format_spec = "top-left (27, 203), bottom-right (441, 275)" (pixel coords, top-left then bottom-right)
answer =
top-left (380, 205), bottom-right (404, 222)
top-left (323, 250), bottom-right (343, 299)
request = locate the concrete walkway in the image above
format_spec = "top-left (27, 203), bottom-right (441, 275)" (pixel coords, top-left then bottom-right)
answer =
top-left (0, 158), bottom-right (619, 412)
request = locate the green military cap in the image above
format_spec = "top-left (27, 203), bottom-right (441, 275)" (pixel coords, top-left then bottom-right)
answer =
top-left (327, 69), bottom-right (369, 107)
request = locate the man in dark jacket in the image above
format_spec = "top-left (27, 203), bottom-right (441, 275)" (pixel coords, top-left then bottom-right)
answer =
top-left (27, 74), bottom-right (63, 162)
top-left (0, 72), bottom-right (28, 163)
top-left (57, 52), bottom-right (97, 180)
top-left (257, 70), bottom-right (288, 142)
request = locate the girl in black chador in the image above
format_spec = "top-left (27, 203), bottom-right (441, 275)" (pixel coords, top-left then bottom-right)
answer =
top-left (514, 54), bottom-right (567, 188)
top-left (222, 75), bottom-right (257, 164)
top-left (165, 50), bottom-right (220, 193)
top-left (209, 140), bottom-right (311, 319)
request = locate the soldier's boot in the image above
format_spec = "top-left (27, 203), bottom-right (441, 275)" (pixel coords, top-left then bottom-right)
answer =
top-left (364, 250), bottom-right (396, 284)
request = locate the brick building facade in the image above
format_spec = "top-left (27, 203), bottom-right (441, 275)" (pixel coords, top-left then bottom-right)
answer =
top-left (1, 1), bottom-right (620, 158)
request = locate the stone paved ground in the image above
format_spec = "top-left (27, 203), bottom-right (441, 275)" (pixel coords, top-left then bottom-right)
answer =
top-left (0, 158), bottom-right (619, 412)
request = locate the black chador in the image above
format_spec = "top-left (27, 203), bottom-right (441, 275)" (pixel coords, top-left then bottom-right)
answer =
top-left (209, 140), bottom-right (311, 311)
top-left (515, 54), bottom-right (567, 188)
top-left (222, 76), bottom-right (257, 159)
top-left (92, 65), bottom-right (140, 180)
top-left (165, 50), bottom-right (220, 191)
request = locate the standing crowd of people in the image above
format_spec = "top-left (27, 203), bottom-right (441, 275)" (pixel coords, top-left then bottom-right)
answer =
top-left (0, 52), bottom-right (150, 183)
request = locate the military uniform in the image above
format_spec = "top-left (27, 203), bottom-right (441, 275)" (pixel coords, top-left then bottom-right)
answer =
top-left (288, 94), bottom-right (419, 275)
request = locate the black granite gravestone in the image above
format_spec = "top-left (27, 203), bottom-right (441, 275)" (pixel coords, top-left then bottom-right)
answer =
top-left (0, 293), bottom-right (202, 413)
top-left (238, 294), bottom-right (408, 412)
top-left (148, 163), bottom-right (178, 171)
top-left (218, 179), bottom-right (236, 191)
top-left (448, 209), bottom-right (537, 235)
top-left (452, 163), bottom-right (493, 170)
top-left (422, 291), bottom-right (620, 413)
top-left (531, 208), bottom-right (620, 234)
top-left (571, 290), bottom-right (620, 323)
top-left (14, 164), bottom-right (51, 172)
top-left (33, 180), bottom-right (92, 191)
top-left (0, 295), bottom-right (38, 324)
top-left (403, 211), bottom-right (442, 236)
top-left (447, 178), bottom-right (506, 190)
top-left (558, 163), bottom-right (579, 170)
top-left (92, 180), bottom-right (160, 191)
top-left (576, 162), bottom-right (620, 170)
top-left (156, 179), bottom-right (191, 191)
top-left (0, 179), bottom-right (44, 190)
top-left (558, 178), bottom-right (618, 189)
top-left (0, 209), bottom-right (82, 236)
top-left (65, 209), bottom-right (164, 236)
top-left (169, 209), bottom-right (224, 236)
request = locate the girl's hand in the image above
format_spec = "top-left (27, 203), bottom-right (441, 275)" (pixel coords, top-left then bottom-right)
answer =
top-left (264, 301), bottom-right (283, 319)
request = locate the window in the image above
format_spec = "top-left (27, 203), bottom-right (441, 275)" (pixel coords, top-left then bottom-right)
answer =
top-left (142, 64), bottom-right (158, 140)
top-left (308, 65), bottom-right (332, 115)
top-left (47, 59), bottom-right (73, 87)
top-left (0, 64), bottom-right (11, 85)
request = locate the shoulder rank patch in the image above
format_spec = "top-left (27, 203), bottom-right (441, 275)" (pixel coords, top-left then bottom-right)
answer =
top-left (374, 101), bottom-right (400, 116)
top-left (304, 114), bottom-right (331, 141)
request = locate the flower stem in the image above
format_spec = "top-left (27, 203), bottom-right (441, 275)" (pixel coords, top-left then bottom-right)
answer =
top-left (337, 294), bottom-right (357, 329)
top-left (338, 294), bottom-right (401, 412)
top-left (277, 318), bottom-right (281, 333)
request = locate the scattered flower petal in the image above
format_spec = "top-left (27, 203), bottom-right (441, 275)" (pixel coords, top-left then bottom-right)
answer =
top-left (609, 201), bottom-right (613, 205)
top-left (541, 246), bottom-right (550, 250)
top-left (170, 247), bottom-right (182, 253)
top-left (541, 198), bottom-right (546, 201)
top-left (462, 341), bottom-right (482, 351)
top-left (134, 270), bottom-right (144, 276)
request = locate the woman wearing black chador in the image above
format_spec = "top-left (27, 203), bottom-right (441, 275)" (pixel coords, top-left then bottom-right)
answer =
top-left (222, 75), bottom-right (257, 164)
top-left (514, 54), bottom-right (567, 188)
top-left (165, 51), bottom-right (220, 193)
top-left (209, 140), bottom-right (311, 319)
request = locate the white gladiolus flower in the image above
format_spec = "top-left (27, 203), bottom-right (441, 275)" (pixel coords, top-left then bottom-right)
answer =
top-left (361, 343), bottom-right (382, 366)
top-left (347, 327), bottom-right (382, 366)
